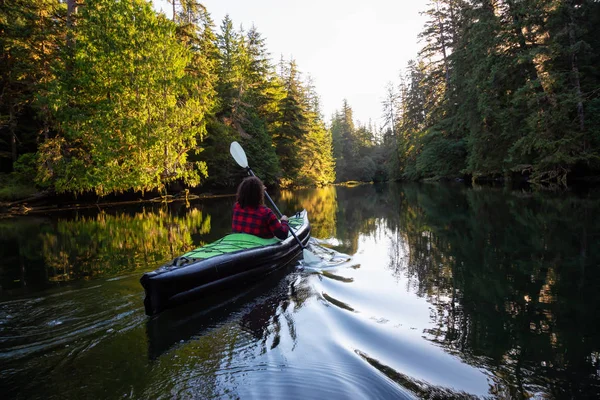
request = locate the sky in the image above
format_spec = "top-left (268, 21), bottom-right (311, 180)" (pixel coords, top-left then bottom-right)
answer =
top-left (152, 0), bottom-right (427, 126)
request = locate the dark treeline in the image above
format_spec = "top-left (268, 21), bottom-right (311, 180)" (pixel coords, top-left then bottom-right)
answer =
top-left (0, 0), bottom-right (335, 198)
top-left (382, 0), bottom-right (600, 185)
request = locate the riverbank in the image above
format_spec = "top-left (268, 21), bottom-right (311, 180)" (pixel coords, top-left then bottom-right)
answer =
top-left (0, 173), bottom-right (367, 217)
top-left (3, 175), bottom-right (599, 218)
top-left (0, 184), bottom-right (237, 217)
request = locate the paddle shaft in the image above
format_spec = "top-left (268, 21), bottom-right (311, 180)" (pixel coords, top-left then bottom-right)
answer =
top-left (246, 168), bottom-right (306, 249)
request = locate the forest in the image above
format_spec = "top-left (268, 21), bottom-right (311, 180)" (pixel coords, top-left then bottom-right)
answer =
top-left (379, 0), bottom-right (600, 185)
top-left (1, 0), bottom-right (600, 201)
top-left (0, 0), bottom-right (335, 199)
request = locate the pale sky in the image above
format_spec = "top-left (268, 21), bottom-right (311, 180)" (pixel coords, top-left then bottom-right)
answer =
top-left (152, 0), bottom-right (427, 126)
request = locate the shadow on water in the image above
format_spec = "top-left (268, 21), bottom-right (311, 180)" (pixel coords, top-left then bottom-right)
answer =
top-left (145, 262), bottom-right (300, 360)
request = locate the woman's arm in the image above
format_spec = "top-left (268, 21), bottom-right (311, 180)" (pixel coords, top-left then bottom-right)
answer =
top-left (266, 210), bottom-right (289, 240)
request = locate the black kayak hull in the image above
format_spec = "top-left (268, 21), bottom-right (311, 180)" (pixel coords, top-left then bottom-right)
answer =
top-left (140, 210), bottom-right (310, 316)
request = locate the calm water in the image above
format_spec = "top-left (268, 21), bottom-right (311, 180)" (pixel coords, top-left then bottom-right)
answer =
top-left (1, 183), bottom-right (600, 399)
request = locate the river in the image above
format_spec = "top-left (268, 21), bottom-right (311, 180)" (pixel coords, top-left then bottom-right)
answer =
top-left (1, 182), bottom-right (599, 399)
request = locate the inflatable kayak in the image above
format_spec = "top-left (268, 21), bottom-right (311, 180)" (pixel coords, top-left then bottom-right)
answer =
top-left (141, 210), bottom-right (310, 316)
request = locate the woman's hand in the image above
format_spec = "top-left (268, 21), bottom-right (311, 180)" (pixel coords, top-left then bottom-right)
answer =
top-left (281, 215), bottom-right (289, 223)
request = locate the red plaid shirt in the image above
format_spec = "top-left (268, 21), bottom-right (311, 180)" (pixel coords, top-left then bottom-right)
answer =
top-left (232, 203), bottom-right (289, 240)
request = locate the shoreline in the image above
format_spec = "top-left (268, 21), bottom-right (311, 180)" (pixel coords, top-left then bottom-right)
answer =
top-left (0, 191), bottom-right (237, 218)
top-left (3, 178), bottom-right (600, 217)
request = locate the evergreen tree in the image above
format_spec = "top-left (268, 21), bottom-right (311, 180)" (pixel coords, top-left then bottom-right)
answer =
top-left (297, 77), bottom-right (335, 186)
top-left (208, 17), bottom-right (279, 185)
top-left (396, 60), bottom-right (428, 179)
top-left (389, 0), bottom-right (600, 184)
top-left (508, 0), bottom-right (600, 184)
top-left (237, 25), bottom-right (280, 183)
top-left (331, 100), bottom-right (357, 181)
top-left (381, 82), bottom-right (400, 137)
top-left (0, 0), bottom-right (336, 194)
top-left (273, 59), bottom-right (308, 181)
top-left (331, 99), bottom-right (380, 182)
top-left (215, 15), bottom-right (244, 123)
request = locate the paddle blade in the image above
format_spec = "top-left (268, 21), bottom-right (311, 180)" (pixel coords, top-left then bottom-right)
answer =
top-left (230, 141), bottom-right (249, 168)
top-left (303, 248), bottom-right (321, 264)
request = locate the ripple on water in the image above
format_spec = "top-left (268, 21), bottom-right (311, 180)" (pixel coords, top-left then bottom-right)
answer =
top-left (0, 278), bottom-right (145, 364)
top-left (315, 282), bottom-right (492, 397)
top-left (201, 343), bottom-right (417, 399)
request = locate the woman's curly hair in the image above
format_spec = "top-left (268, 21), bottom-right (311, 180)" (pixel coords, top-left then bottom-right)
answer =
top-left (236, 176), bottom-right (265, 208)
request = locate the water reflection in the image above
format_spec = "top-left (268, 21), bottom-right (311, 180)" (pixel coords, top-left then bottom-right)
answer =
top-left (283, 182), bottom-right (600, 397)
top-left (1, 183), bottom-right (600, 398)
top-left (146, 264), bottom-right (306, 360)
top-left (358, 184), bottom-right (600, 398)
top-left (0, 198), bottom-right (235, 294)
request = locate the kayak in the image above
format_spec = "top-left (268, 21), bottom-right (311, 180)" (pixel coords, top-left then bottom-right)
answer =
top-left (140, 210), bottom-right (310, 316)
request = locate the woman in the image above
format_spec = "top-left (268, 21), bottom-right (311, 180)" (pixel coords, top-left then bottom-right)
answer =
top-left (232, 176), bottom-right (289, 240)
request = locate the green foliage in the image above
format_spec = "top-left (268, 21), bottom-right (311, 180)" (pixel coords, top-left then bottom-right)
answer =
top-left (238, 111), bottom-right (280, 184)
top-left (272, 60), bottom-right (309, 180)
top-left (0, 152), bottom-right (40, 201)
top-left (382, 0), bottom-right (600, 185)
top-left (196, 117), bottom-right (238, 188)
top-left (0, 180), bottom-right (38, 202)
top-left (4, 0), bottom-right (600, 192)
top-left (294, 77), bottom-right (335, 186)
top-left (12, 152), bottom-right (38, 184)
top-left (2, 1), bottom-right (334, 194)
top-left (330, 99), bottom-right (383, 183)
top-left (38, 0), bottom-right (214, 195)
top-left (0, 0), bottom-right (65, 169)
top-left (416, 129), bottom-right (466, 178)
top-left (210, 17), bottom-right (282, 184)
top-left (297, 121), bottom-right (336, 186)
top-left (331, 100), bottom-right (362, 182)
top-left (356, 156), bottom-right (377, 182)
top-left (376, 132), bottom-right (397, 181)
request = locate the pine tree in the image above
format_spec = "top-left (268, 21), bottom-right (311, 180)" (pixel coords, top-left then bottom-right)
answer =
top-left (236, 25), bottom-right (280, 182)
top-left (331, 100), bottom-right (357, 181)
top-left (297, 77), bottom-right (335, 186)
top-left (508, 0), bottom-right (600, 184)
top-left (273, 59), bottom-right (308, 181)
top-left (208, 18), bottom-right (281, 184)
top-left (331, 99), bottom-right (380, 182)
top-left (397, 60), bottom-right (428, 179)
top-left (381, 82), bottom-right (400, 137)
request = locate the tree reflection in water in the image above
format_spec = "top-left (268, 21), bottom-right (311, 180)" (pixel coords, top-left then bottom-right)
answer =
top-left (0, 200), bottom-right (230, 293)
top-left (281, 182), bottom-right (600, 397)
top-left (381, 184), bottom-right (600, 399)
top-left (2, 183), bottom-right (600, 398)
